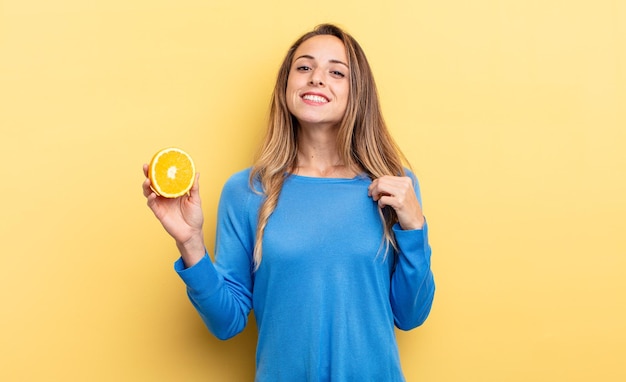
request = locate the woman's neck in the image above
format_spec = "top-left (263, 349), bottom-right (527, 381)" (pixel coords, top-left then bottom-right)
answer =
top-left (294, 126), bottom-right (357, 178)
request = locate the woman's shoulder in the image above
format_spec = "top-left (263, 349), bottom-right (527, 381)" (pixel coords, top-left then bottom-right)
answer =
top-left (402, 167), bottom-right (418, 181)
top-left (225, 167), bottom-right (252, 183)
top-left (223, 167), bottom-right (251, 188)
top-left (222, 167), bottom-right (261, 196)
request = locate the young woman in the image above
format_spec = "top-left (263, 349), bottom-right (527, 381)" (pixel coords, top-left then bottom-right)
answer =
top-left (143, 23), bottom-right (435, 381)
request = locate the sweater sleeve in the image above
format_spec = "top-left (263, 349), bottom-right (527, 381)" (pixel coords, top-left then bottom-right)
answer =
top-left (389, 172), bottom-right (435, 330)
top-left (174, 170), bottom-right (256, 340)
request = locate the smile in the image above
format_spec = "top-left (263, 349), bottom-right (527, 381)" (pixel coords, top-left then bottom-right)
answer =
top-left (302, 94), bottom-right (329, 104)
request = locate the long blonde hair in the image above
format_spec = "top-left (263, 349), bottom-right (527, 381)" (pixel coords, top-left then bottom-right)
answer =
top-left (250, 23), bottom-right (409, 270)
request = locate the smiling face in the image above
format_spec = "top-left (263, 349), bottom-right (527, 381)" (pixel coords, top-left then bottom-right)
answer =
top-left (285, 35), bottom-right (350, 130)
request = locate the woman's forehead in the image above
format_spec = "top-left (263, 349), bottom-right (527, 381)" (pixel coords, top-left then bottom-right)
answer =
top-left (292, 35), bottom-right (347, 63)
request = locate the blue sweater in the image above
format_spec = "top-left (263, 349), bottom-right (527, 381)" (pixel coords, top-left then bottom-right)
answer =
top-left (175, 168), bottom-right (435, 381)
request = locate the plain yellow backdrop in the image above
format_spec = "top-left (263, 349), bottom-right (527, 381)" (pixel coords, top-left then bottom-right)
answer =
top-left (1, 1), bottom-right (625, 381)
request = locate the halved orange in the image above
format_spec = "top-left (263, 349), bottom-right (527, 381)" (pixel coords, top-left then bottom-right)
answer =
top-left (148, 147), bottom-right (196, 198)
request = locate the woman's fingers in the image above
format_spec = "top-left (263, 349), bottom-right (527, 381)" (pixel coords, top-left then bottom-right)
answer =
top-left (369, 176), bottom-right (411, 204)
top-left (189, 173), bottom-right (200, 199)
top-left (369, 175), bottom-right (424, 230)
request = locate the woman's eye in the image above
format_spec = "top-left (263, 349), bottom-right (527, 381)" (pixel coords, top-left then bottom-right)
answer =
top-left (297, 66), bottom-right (311, 71)
top-left (331, 70), bottom-right (345, 78)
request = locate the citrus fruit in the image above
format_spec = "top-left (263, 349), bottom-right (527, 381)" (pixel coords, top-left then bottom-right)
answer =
top-left (148, 147), bottom-right (196, 198)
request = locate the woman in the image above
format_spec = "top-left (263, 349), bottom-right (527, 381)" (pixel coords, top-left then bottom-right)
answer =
top-left (143, 23), bottom-right (435, 381)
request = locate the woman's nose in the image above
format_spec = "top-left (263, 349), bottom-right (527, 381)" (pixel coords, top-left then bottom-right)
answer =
top-left (309, 70), bottom-right (324, 86)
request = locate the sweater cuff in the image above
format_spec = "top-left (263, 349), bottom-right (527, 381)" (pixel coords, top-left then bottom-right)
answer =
top-left (393, 219), bottom-right (429, 255)
top-left (174, 253), bottom-right (222, 296)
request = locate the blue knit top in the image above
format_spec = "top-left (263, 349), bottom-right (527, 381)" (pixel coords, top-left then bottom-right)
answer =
top-left (175, 168), bottom-right (435, 381)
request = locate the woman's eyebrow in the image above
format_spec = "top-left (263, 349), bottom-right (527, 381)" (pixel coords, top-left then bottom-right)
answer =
top-left (294, 55), bottom-right (349, 68)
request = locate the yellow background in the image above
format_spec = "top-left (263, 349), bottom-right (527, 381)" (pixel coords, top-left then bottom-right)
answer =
top-left (1, 1), bottom-right (624, 381)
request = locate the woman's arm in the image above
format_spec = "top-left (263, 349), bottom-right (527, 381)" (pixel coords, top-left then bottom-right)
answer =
top-left (143, 165), bottom-right (254, 340)
top-left (390, 222), bottom-right (435, 330)
top-left (368, 170), bottom-right (435, 329)
top-left (174, 170), bottom-right (256, 340)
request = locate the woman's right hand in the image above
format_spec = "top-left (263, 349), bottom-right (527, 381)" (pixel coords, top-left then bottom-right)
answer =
top-left (142, 164), bottom-right (205, 267)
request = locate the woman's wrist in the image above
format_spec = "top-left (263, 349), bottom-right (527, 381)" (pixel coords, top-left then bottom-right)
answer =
top-left (399, 215), bottom-right (425, 231)
top-left (176, 234), bottom-right (206, 268)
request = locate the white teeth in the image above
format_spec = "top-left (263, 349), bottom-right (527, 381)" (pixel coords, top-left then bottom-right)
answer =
top-left (303, 94), bottom-right (328, 103)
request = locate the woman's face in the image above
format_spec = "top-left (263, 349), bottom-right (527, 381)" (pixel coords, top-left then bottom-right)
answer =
top-left (286, 35), bottom-right (350, 130)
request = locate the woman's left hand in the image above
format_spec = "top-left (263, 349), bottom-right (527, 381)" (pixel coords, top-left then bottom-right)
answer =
top-left (368, 176), bottom-right (425, 230)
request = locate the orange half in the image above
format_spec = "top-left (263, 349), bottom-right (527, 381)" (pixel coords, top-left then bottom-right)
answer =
top-left (148, 147), bottom-right (196, 198)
